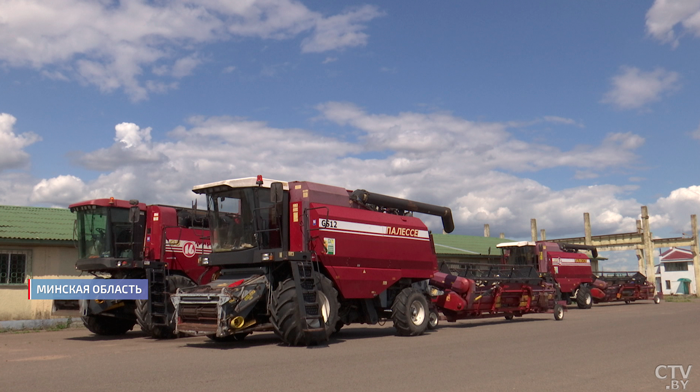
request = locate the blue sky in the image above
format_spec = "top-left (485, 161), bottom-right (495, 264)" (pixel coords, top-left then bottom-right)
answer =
top-left (2, 0), bottom-right (700, 268)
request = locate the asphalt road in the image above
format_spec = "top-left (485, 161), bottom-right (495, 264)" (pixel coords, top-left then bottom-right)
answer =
top-left (2, 300), bottom-right (698, 392)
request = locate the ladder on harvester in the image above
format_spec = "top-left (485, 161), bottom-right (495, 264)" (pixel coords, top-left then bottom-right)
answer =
top-left (146, 263), bottom-right (169, 328)
top-left (290, 258), bottom-right (327, 344)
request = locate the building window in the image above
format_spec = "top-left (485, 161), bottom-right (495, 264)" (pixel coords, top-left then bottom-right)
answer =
top-left (665, 280), bottom-right (671, 290)
top-left (0, 251), bottom-right (30, 285)
top-left (664, 262), bottom-right (688, 272)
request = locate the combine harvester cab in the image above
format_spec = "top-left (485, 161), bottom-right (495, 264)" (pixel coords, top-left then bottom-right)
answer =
top-left (429, 263), bottom-right (565, 323)
top-left (171, 176), bottom-right (455, 346)
top-left (496, 241), bottom-right (598, 309)
top-left (70, 198), bottom-right (213, 337)
top-left (590, 271), bottom-right (660, 305)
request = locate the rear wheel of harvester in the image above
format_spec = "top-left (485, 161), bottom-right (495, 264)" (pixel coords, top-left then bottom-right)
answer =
top-left (553, 304), bottom-right (564, 321)
top-left (504, 314), bottom-right (514, 320)
top-left (82, 315), bottom-right (135, 335)
top-left (271, 273), bottom-right (339, 346)
top-left (576, 285), bottom-right (592, 309)
top-left (135, 274), bottom-right (196, 339)
top-left (392, 287), bottom-right (429, 336)
top-left (653, 295), bottom-right (661, 304)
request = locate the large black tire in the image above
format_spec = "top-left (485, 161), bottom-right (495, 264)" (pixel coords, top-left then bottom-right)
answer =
top-left (82, 315), bottom-right (135, 335)
top-left (135, 274), bottom-right (196, 339)
top-left (271, 273), bottom-right (339, 346)
top-left (576, 285), bottom-right (592, 309)
top-left (392, 287), bottom-right (429, 336)
top-left (134, 299), bottom-right (153, 336)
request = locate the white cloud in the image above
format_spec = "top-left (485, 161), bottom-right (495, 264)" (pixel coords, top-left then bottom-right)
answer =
top-left (0, 1), bottom-right (382, 101)
top-left (0, 113), bottom-right (42, 172)
top-left (602, 66), bottom-right (680, 110)
top-left (222, 65), bottom-right (237, 73)
top-left (316, 102), bottom-right (643, 172)
top-left (651, 186), bottom-right (700, 232)
top-left (691, 122), bottom-right (700, 140)
top-left (171, 55), bottom-right (204, 78)
top-left (301, 5), bottom-right (384, 53)
top-left (114, 123), bottom-right (152, 149)
top-left (322, 57), bottom-right (338, 64)
top-left (30, 175), bottom-right (87, 206)
top-left (0, 173), bottom-right (36, 206)
top-left (543, 116), bottom-right (584, 128)
top-left (646, 0), bottom-right (700, 47)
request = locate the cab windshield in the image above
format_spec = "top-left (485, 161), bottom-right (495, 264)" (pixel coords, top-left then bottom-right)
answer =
top-left (207, 187), bottom-right (281, 251)
top-left (75, 207), bottom-right (133, 259)
top-left (502, 246), bottom-right (538, 266)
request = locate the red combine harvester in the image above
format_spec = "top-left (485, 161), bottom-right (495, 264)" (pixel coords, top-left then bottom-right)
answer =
top-left (496, 241), bottom-right (598, 309)
top-left (590, 271), bottom-right (660, 305)
top-left (429, 264), bottom-right (564, 325)
top-left (70, 198), bottom-right (214, 337)
top-left (171, 176), bottom-right (461, 345)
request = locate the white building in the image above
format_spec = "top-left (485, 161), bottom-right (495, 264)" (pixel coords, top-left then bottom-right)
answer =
top-left (655, 247), bottom-right (696, 296)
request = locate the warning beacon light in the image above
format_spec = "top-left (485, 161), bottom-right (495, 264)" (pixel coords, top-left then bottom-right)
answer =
top-left (256, 175), bottom-right (264, 186)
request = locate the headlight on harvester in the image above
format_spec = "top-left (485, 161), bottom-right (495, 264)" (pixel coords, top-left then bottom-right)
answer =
top-left (198, 256), bottom-right (209, 266)
top-left (428, 286), bottom-right (444, 297)
top-left (261, 253), bottom-right (274, 261)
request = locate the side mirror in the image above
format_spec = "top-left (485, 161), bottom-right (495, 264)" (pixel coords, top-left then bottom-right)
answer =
top-left (128, 199), bottom-right (140, 223)
top-left (270, 182), bottom-right (284, 219)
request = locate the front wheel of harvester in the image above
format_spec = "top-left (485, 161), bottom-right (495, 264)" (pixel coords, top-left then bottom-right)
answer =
top-left (504, 314), bottom-right (514, 321)
top-left (576, 285), bottom-right (592, 309)
top-left (392, 287), bottom-right (429, 336)
top-left (271, 273), bottom-right (339, 346)
top-left (82, 315), bottom-right (135, 335)
top-left (427, 307), bottom-right (440, 330)
top-left (136, 274), bottom-right (196, 339)
top-left (553, 304), bottom-right (564, 321)
top-left (653, 295), bottom-right (661, 304)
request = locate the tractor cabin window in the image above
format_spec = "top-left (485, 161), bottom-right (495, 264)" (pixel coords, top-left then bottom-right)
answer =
top-left (0, 251), bottom-right (30, 285)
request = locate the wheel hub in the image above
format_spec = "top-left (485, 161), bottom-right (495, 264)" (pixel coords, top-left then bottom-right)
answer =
top-left (410, 300), bottom-right (425, 325)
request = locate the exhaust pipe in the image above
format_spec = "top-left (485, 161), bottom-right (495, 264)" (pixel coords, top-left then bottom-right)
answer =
top-left (350, 189), bottom-right (454, 233)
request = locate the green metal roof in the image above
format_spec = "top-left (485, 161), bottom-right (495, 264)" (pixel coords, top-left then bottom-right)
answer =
top-left (432, 233), bottom-right (514, 256)
top-left (0, 205), bottom-right (75, 242)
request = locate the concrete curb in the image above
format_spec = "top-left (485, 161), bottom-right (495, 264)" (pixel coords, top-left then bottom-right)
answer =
top-left (0, 318), bottom-right (82, 331)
